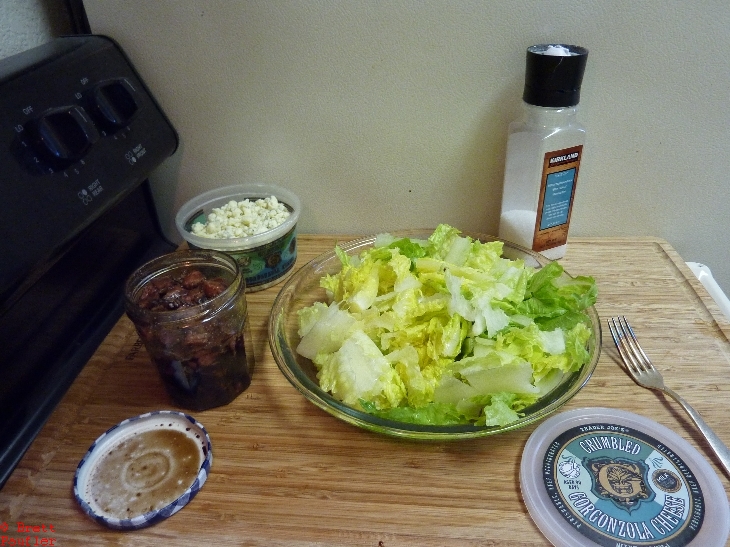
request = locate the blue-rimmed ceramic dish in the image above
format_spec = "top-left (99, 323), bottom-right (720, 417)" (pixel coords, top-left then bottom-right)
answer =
top-left (73, 410), bottom-right (212, 530)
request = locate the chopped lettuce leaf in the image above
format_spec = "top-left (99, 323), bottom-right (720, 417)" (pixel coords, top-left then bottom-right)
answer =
top-left (478, 393), bottom-right (522, 427)
top-left (296, 302), bottom-right (357, 360)
top-left (297, 224), bottom-right (597, 427)
top-left (360, 399), bottom-right (468, 426)
top-left (317, 330), bottom-right (405, 408)
top-left (387, 237), bottom-right (429, 260)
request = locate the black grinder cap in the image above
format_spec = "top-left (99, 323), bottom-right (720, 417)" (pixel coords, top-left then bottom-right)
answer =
top-left (523, 44), bottom-right (588, 108)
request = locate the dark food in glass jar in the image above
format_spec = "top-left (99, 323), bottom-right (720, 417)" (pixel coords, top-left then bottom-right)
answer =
top-left (132, 267), bottom-right (252, 411)
top-left (136, 268), bottom-right (229, 311)
top-left (152, 331), bottom-right (251, 412)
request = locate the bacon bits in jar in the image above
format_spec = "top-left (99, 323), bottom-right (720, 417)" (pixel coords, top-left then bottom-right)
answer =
top-left (125, 250), bottom-right (255, 410)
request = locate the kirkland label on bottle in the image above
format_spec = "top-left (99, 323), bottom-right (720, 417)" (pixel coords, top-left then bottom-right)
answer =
top-left (544, 422), bottom-right (704, 546)
top-left (532, 145), bottom-right (582, 253)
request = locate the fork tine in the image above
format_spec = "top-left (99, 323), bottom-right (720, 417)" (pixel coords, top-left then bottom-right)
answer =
top-left (608, 317), bottom-right (634, 370)
top-left (618, 317), bottom-right (655, 371)
top-left (607, 316), bottom-right (623, 354)
top-left (608, 317), bottom-right (643, 374)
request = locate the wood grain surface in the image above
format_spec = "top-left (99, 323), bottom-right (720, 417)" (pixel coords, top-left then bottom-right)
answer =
top-left (1, 235), bottom-right (729, 546)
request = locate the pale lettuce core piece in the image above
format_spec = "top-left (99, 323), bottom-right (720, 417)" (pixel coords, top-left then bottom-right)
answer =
top-left (296, 224), bottom-right (597, 427)
top-left (296, 302), bottom-right (357, 360)
top-left (317, 330), bottom-right (405, 408)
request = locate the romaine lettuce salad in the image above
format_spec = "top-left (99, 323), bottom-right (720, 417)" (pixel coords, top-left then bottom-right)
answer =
top-left (296, 224), bottom-right (597, 427)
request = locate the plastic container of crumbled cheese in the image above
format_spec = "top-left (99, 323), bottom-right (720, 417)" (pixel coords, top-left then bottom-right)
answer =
top-left (175, 183), bottom-right (301, 292)
top-left (520, 407), bottom-right (729, 547)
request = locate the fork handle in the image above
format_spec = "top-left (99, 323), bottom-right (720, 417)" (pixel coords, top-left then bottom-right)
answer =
top-left (663, 386), bottom-right (730, 479)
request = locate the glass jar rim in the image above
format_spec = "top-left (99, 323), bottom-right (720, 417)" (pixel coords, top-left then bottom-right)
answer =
top-left (124, 249), bottom-right (244, 323)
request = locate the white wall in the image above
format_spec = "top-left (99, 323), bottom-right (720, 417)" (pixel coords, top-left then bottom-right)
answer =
top-left (0, 0), bottom-right (70, 58)
top-left (60, 2), bottom-right (730, 294)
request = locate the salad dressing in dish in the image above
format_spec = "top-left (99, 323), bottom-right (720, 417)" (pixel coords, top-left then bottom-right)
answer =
top-left (88, 429), bottom-right (203, 519)
top-left (74, 410), bottom-right (213, 529)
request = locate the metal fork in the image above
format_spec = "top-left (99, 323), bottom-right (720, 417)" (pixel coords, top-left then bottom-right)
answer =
top-left (608, 316), bottom-right (730, 479)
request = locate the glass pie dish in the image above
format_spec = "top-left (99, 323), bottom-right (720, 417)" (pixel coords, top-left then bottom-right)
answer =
top-left (268, 230), bottom-right (601, 440)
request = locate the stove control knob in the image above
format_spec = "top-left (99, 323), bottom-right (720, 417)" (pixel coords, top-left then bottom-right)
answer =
top-left (24, 105), bottom-right (100, 169)
top-left (88, 78), bottom-right (140, 133)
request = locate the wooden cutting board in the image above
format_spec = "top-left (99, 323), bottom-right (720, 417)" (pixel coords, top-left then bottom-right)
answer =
top-left (1, 235), bottom-right (729, 546)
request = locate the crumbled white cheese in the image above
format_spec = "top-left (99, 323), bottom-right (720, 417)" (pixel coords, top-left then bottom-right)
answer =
top-left (190, 195), bottom-right (291, 239)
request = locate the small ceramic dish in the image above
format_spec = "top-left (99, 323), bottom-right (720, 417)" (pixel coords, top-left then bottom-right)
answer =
top-left (73, 410), bottom-right (212, 530)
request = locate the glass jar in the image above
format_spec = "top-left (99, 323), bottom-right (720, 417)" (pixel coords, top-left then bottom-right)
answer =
top-left (124, 250), bottom-right (255, 411)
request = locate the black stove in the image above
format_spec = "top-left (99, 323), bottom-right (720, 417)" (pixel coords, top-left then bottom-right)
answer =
top-left (0, 35), bottom-right (178, 488)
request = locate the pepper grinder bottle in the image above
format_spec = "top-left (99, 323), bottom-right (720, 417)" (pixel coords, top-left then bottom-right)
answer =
top-left (498, 44), bottom-right (588, 260)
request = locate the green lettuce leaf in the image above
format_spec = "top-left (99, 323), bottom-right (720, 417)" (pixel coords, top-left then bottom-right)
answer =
top-left (359, 399), bottom-right (469, 426)
top-left (297, 224), bottom-right (597, 428)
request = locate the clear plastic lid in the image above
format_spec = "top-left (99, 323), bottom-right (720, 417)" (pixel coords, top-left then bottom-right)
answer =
top-left (175, 183), bottom-right (301, 251)
top-left (520, 407), bottom-right (729, 547)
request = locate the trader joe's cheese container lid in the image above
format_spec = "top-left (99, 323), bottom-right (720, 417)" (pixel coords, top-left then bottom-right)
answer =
top-left (520, 407), bottom-right (729, 547)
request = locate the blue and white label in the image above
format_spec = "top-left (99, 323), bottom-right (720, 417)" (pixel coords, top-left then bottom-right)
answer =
top-left (539, 167), bottom-right (576, 230)
top-left (544, 423), bottom-right (704, 546)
